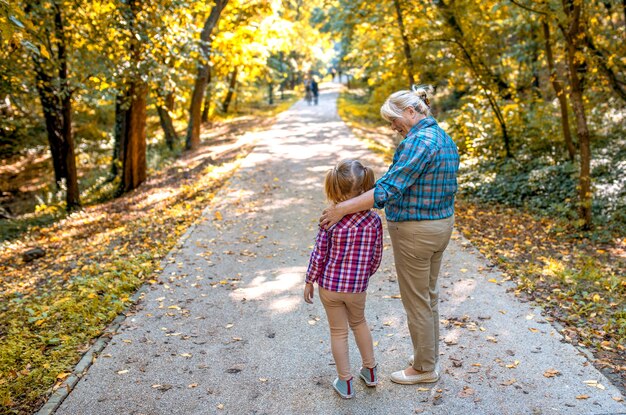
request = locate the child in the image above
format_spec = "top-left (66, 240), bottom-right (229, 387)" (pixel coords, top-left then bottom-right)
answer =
top-left (303, 159), bottom-right (383, 399)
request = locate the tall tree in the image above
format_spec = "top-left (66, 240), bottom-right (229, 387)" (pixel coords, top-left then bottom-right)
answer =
top-left (116, 0), bottom-right (148, 194)
top-left (559, 0), bottom-right (592, 228)
top-left (431, 0), bottom-right (513, 158)
top-left (25, 0), bottom-right (80, 210)
top-left (393, 0), bottom-right (415, 87)
top-left (222, 67), bottom-right (238, 113)
top-left (186, 0), bottom-right (229, 150)
top-left (542, 18), bottom-right (576, 161)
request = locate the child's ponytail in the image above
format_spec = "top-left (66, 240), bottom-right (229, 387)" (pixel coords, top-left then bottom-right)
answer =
top-left (325, 160), bottom-right (377, 204)
top-left (361, 166), bottom-right (375, 193)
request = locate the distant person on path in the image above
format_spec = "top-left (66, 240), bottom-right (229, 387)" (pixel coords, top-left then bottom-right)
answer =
top-left (304, 80), bottom-right (313, 105)
top-left (311, 78), bottom-right (319, 105)
top-left (304, 159), bottom-right (383, 399)
top-left (320, 85), bottom-right (459, 385)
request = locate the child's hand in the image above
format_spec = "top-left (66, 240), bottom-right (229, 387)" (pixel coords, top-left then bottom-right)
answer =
top-left (304, 283), bottom-right (314, 304)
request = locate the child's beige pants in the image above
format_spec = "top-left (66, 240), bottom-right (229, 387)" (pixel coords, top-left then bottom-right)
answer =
top-left (319, 287), bottom-right (375, 380)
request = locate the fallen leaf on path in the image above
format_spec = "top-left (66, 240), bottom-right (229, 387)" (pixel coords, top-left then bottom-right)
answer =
top-left (486, 336), bottom-right (498, 343)
top-left (460, 268), bottom-right (468, 273)
top-left (180, 353), bottom-right (192, 358)
top-left (417, 387), bottom-right (430, 392)
top-left (613, 397), bottom-right (624, 402)
top-left (576, 395), bottom-right (590, 400)
top-left (529, 328), bottom-right (539, 333)
top-left (543, 369), bottom-right (561, 378)
top-left (506, 360), bottom-right (520, 369)
top-left (584, 380), bottom-right (605, 389)
top-left (458, 386), bottom-right (475, 397)
top-left (225, 323), bottom-right (234, 329)
top-left (259, 378), bottom-right (268, 382)
top-left (214, 211), bottom-right (223, 221)
top-left (217, 404), bottom-right (224, 409)
top-left (227, 369), bottom-right (242, 374)
top-left (488, 278), bottom-right (498, 283)
top-left (188, 383), bottom-right (198, 388)
top-left (56, 372), bottom-right (71, 381)
top-left (501, 379), bottom-right (516, 386)
top-left (117, 370), bottom-right (129, 374)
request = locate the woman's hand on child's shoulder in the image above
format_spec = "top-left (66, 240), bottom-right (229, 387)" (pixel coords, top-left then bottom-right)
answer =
top-left (304, 283), bottom-right (314, 304)
top-left (320, 204), bottom-right (343, 229)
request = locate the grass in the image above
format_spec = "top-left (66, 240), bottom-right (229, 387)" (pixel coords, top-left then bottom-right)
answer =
top-left (0, 94), bottom-right (298, 414)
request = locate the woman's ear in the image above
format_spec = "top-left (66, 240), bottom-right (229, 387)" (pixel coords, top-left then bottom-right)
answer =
top-left (406, 106), bottom-right (418, 120)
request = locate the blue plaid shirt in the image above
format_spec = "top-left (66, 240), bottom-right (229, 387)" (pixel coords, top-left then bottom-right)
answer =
top-left (373, 117), bottom-right (459, 221)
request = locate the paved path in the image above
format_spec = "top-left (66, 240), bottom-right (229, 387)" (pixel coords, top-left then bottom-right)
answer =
top-left (55, 84), bottom-right (625, 415)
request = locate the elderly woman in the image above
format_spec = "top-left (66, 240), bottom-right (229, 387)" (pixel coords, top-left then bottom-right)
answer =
top-left (320, 85), bottom-right (459, 385)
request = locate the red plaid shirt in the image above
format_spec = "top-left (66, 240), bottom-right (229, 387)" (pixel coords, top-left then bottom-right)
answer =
top-left (306, 210), bottom-right (383, 293)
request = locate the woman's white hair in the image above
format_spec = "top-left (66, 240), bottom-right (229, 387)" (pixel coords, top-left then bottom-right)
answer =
top-left (380, 84), bottom-right (435, 122)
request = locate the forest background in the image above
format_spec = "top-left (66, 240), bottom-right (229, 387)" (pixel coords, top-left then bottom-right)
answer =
top-left (0, 0), bottom-right (624, 413)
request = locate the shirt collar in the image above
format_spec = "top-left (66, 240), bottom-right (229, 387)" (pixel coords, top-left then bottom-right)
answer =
top-left (407, 116), bottom-right (436, 137)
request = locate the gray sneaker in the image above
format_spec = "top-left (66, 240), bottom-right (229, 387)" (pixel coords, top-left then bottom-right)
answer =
top-left (332, 377), bottom-right (354, 399)
top-left (359, 365), bottom-right (378, 386)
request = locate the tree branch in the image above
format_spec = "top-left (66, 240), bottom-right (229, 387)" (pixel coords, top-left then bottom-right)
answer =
top-left (509, 0), bottom-right (547, 15)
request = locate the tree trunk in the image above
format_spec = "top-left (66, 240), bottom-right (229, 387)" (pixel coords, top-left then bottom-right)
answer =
top-left (32, 5), bottom-right (80, 210)
top-left (165, 91), bottom-right (175, 111)
top-left (186, 0), bottom-right (229, 150)
top-left (393, 0), bottom-right (415, 87)
top-left (117, 0), bottom-right (147, 194)
top-left (111, 93), bottom-right (126, 178)
top-left (201, 69), bottom-right (212, 124)
top-left (119, 82), bottom-right (148, 193)
top-left (222, 67), bottom-right (238, 113)
top-left (54, 5), bottom-right (79, 210)
top-left (561, 0), bottom-right (592, 229)
top-left (268, 81), bottom-right (274, 105)
top-left (157, 104), bottom-right (178, 150)
top-left (543, 20), bottom-right (576, 161)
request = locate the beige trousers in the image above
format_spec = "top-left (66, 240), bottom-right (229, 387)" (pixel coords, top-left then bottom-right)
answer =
top-left (319, 287), bottom-right (376, 380)
top-left (387, 215), bottom-right (454, 372)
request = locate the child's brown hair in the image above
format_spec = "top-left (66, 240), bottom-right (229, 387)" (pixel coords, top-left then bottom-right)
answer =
top-left (324, 159), bottom-right (376, 204)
